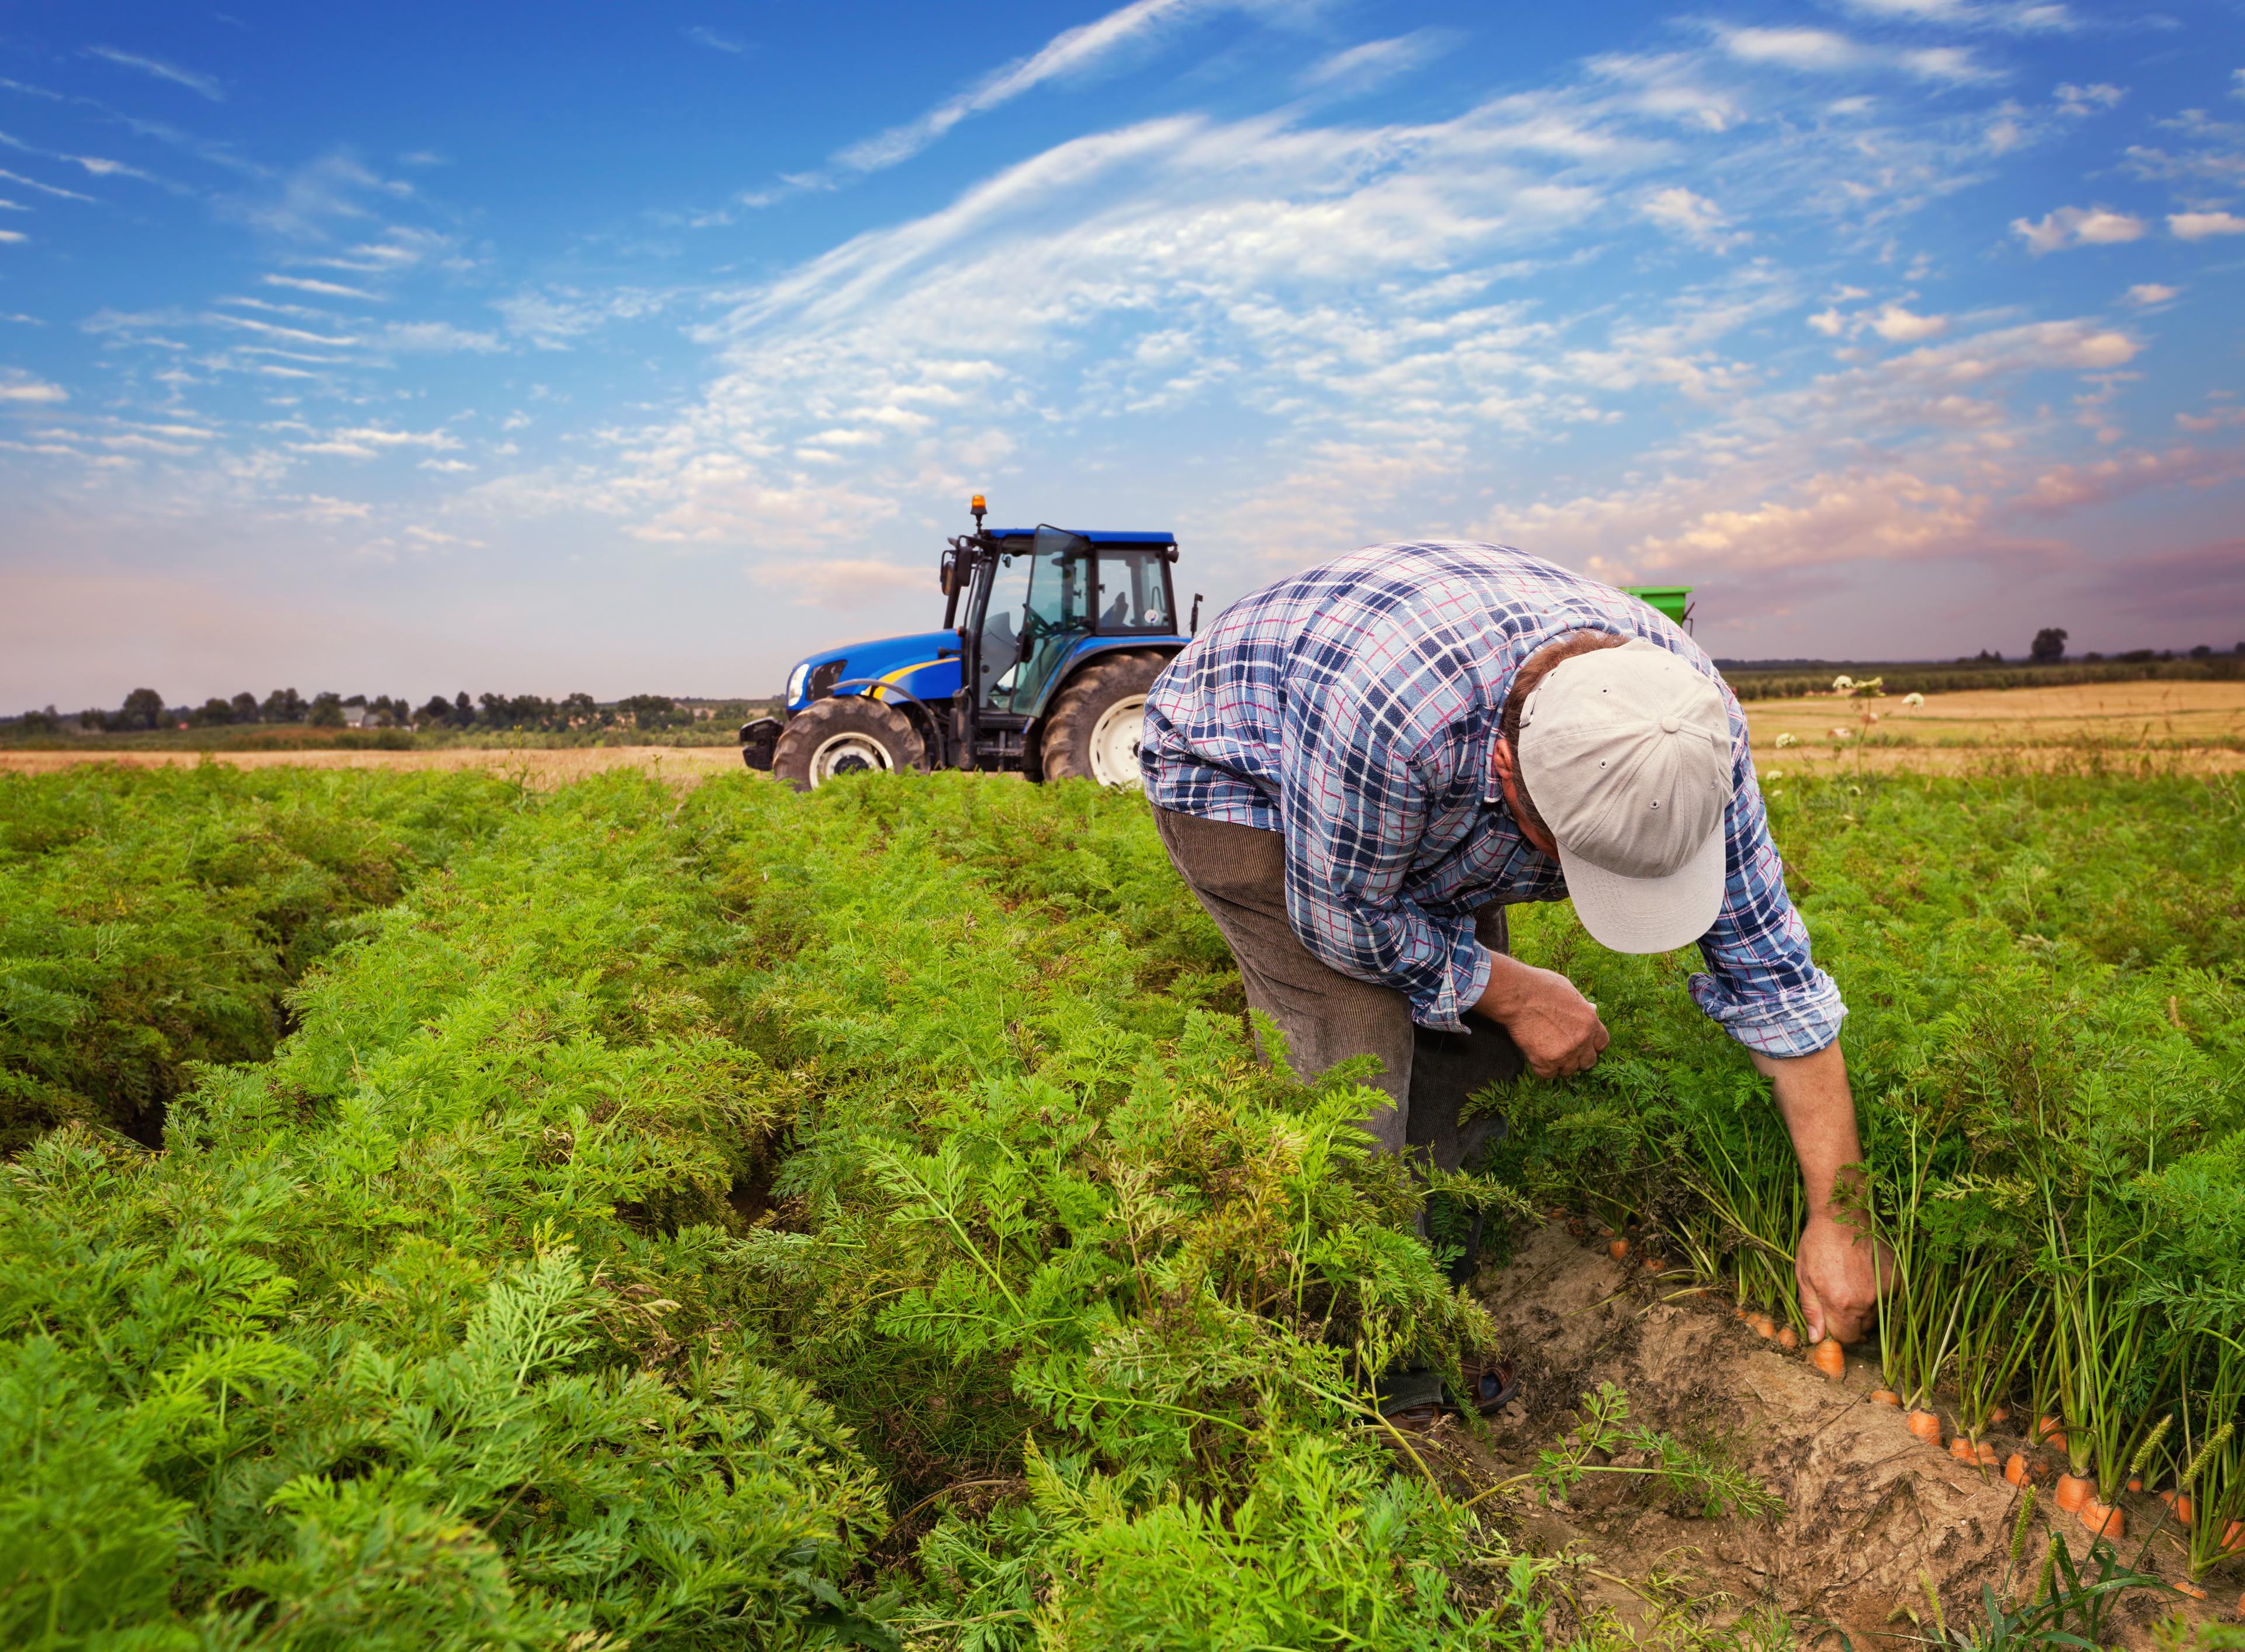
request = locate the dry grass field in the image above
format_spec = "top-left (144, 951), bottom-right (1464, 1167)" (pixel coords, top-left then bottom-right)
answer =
top-left (1746, 677), bottom-right (2245, 773)
top-left (0, 742), bottom-right (747, 785)
top-left (5, 679), bottom-right (2241, 780)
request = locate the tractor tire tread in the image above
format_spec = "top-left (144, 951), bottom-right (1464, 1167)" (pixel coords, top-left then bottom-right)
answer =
top-left (1039, 649), bottom-right (1170, 786)
top-left (770, 696), bottom-right (928, 792)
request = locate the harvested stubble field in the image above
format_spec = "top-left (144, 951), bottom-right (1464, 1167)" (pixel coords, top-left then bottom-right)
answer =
top-left (1, 751), bottom-right (2240, 1650)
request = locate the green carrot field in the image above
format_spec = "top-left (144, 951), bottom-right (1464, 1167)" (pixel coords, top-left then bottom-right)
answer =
top-left (2, 762), bottom-right (2240, 1649)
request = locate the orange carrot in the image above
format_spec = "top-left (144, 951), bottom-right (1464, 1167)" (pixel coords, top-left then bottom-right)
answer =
top-left (1949, 1435), bottom-right (1977, 1464)
top-left (2222, 1519), bottom-right (2245, 1556)
top-left (1749, 1313), bottom-right (1777, 1340)
top-left (2004, 1453), bottom-right (2029, 1487)
top-left (2173, 1581), bottom-right (2207, 1602)
top-left (2035, 1416), bottom-right (2070, 1453)
top-left (1870, 1388), bottom-right (1901, 1407)
top-left (1976, 1441), bottom-right (1998, 1467)
top-left (2054, 1473), bottom-right (2092, 1513)
top-left (1809, 1338), bottom-right (1846, 1381)
top-left (2157, 1489), bottom-right (2194, 1527)
top-left (1642, 1252), bottom-right (1665, 1271)
top-left (2078, 1499), bottom-right (2123, 1540)
top-left (1608, 1238), bottom-right (1631, 1262)
top-left (1988, 1405), bottom-right (2011, 1425)
top-left (1776, 1326), bottom-right (1799, 1351)
top-left (1907, 1410), bottom-right (1943, 1445)
top-left (2127, 1476), bottom-right (2143, 1493)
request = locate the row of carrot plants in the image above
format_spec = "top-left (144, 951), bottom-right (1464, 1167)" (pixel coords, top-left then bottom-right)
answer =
top-left (4, 767), bottom-right (1583, 1649)
top-left (0, 763), bottom-right (519, 1152)
top-left (1492, 767), bottom-right (2245, 1589)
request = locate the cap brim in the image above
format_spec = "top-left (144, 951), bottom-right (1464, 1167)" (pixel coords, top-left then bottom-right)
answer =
top-left (1555, 820), bottom-right (1728, 955)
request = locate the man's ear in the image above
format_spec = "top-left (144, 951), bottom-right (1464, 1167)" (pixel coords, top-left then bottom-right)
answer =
top-left (1492, 736), bottom-right (1557, 856)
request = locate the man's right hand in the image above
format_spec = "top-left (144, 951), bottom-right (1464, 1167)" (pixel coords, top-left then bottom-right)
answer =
top-left (1472, 953), bottom-right (1609, 1077)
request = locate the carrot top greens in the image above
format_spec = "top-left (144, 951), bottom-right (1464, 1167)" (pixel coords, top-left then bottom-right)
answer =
top-left (1, 761), bottom-right (2237, 1646)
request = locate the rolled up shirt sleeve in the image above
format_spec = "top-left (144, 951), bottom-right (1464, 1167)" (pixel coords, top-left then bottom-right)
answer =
top-left (1273, 668), bottom-right (1493, 1033)
top-left (1686, 737), bottom-right (1846, 1056)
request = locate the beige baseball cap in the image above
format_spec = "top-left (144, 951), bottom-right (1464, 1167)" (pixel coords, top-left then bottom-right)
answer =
top-left (1516, 637), bottom-right (1735, 953)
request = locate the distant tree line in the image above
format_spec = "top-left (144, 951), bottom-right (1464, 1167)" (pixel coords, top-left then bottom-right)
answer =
top-left (12, 689), bottom-right (730, 735)
top-left (1945, 631), bottom-right (2243, 667)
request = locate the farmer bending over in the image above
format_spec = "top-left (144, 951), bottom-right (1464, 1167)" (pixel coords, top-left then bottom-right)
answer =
top-left (1140, 542), bottom-right (1881, 1360)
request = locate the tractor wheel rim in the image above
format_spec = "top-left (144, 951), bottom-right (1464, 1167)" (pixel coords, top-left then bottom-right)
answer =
top-left (1087, 694), bottom-right (1147, 789)
top-left (808, 730), bottom-right (893, 785)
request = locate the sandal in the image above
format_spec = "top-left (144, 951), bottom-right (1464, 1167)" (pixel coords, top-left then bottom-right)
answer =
top-left (1458, 1354), bottom-right (1520, 1416)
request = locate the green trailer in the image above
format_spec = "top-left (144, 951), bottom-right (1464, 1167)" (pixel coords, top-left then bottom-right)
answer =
top-left (1622, 585), bottom-right (1693, 630)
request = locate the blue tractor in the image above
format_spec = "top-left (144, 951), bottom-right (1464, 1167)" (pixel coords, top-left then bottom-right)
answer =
top-left (741, 497), bottom-right (1197, 790)
top-left (740, 496), bottom-right (1698, 791)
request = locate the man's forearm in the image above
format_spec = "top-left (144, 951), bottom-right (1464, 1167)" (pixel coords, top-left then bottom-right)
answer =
top-left (1470, 949), bottom-right (1608, 1079)
top-left (1751, 1041), bottom-right (1861, 1219)
top-left (1754, 1039), bottom-right (1885, 1343)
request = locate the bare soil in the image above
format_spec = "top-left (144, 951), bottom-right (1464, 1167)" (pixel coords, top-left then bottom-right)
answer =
top-left (1450, 1222), bottom-right (2231, 1646)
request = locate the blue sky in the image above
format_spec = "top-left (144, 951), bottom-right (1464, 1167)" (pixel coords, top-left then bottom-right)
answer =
top-left (2, 0), bottom-right (2241, 707)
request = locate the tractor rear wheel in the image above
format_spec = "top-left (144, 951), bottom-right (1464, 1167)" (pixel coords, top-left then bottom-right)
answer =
top-left (770, 696), bottom-right (927, 792)
top-left (1038, 651), bottom-right (1168, 788)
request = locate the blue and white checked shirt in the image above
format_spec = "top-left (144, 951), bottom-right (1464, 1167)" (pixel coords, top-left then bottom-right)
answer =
top-left (1140, 542), bottom-right (1844, 1057)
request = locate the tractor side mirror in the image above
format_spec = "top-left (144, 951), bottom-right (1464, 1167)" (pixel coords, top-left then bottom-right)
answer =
top-left (938, 547), bottom-right (957, 596)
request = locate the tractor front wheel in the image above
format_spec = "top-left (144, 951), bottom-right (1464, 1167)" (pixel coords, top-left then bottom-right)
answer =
top-left (1039, 651), bottom-right (1169, 788)
top-left (770, 696), bottom-right (927, 792)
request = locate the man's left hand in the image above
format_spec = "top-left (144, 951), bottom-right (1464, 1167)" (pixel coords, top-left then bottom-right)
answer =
top-left (1794, 1210), bottom-right (1884, 1345)
top-left (1754, 1041), bottom-right (1891, 1345)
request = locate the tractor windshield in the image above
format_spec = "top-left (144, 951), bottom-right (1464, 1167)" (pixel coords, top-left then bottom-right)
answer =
top-left (976, 548), bottom-right (1033, 710)
top-left (992, 526), bottom-right (1093, 713)
top-left (1095, 548), bottom-right (1173, 633)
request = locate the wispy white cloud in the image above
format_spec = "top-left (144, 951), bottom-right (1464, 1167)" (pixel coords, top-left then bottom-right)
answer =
top-left (381, 320), bottom-right (505, 352)
top-left (1716, 26), bottom-right (1996, 83)
top-left (2011, 203), bottom-right (2144, 252)
top-left (2170, 209), bottom-right (2245, 239)
top-left (404, 524), bottom-right (484, 547)
top-left (306, 226), bottom-right (464, 272)
top-left (835, 0), bottom-right (1229, 177)
top-left (682, 25), bottom-right (748, 54)
top-left (0, 229), bottom-right (24, 245)
top-left (1835, 0), bottom-right (2077, 30)
top-left (2123, 282), bottom-right (2178, 306)
top-left (0, 369), bottom-right (65, 403)
top-left (0, 167), bottom-right (97, 203)
top-left (496, 288), bottom-right (668, 348)
top-left (1640, 185), bottom-right (1740, 248)
top-left (264, 272), bottom-right (381, 300)
top-left (2053, 80), bottom-right (2123, 115)
top-left (208, 312), bottom-right (360, 347)
top-left (85, 46), bottom-right (224, 102)
top-left (1298, 32), bottom-right (1453, 92)
top-left (1867, 302), bottom-right (1949, 341)
top-left (289, 424), bottom-right (460, 459)
top-left (1720, 27), bottom-right (1868, 72)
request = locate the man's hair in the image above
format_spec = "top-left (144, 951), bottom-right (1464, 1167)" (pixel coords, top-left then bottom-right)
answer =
top-left (1498, 630), bottom-right (1628, 841)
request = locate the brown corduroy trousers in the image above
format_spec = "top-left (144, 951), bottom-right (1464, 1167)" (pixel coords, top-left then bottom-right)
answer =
top-left (1152, 805), bottom-right (1522, 1175)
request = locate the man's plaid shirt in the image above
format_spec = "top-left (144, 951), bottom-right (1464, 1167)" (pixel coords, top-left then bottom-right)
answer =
top-left (1140, 542), bottom-right (1844, 1057)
